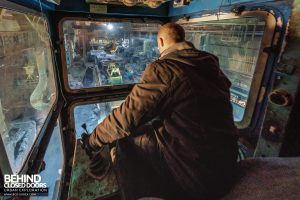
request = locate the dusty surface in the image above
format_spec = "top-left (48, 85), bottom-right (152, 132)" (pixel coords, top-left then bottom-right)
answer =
top-left (69, 141), bottom-right (119, 200)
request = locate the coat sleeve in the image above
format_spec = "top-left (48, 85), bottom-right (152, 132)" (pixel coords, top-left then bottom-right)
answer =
top-left (89, 61), bottom-right (178, 149)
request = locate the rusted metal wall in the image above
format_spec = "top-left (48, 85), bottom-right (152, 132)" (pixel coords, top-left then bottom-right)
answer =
top-left (254, 0), bottom-right (300, 157)
top-left (280, 0), bottom-right (300, 156)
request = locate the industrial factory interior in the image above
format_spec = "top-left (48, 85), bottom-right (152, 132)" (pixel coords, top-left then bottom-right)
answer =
top-left (0, 0), bottom-right (299, 199)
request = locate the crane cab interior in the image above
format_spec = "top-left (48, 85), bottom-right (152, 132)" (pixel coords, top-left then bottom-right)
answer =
top-left (0, 0), bottom-right (300, 199)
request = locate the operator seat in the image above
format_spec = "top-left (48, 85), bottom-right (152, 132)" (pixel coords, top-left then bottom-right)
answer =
top-left (222, 157), bottom-right (300, 200)
top-left (112, 139), bottom-right (300, 199)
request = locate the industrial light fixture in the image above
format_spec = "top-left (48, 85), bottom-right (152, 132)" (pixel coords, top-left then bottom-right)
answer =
top-left (107, 24), bottom-right (114, 30)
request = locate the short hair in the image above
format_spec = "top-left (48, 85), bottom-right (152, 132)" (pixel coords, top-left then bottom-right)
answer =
top-left (159, 23), bottom-right (185, 42)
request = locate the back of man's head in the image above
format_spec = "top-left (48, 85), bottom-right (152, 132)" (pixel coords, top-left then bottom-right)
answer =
top-left (158, 23), bottom-right (185, 43)
top-left (157, 23), bottom-right (185, 53)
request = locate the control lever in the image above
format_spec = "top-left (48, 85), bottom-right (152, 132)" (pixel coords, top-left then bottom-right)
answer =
top-left (80, 123), bottom-right (111, 180)
top-left (81, 123), bottom-right (89, 135)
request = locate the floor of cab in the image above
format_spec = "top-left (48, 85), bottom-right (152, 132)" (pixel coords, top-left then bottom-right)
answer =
top-left (69, 141), bottom-right (119, 200)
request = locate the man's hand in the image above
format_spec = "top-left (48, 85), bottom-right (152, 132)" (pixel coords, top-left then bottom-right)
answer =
top-left (80, 133), bottom-right (97, 159)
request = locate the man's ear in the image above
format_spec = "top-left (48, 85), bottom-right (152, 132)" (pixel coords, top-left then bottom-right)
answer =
top-left (159, 37), bottom-right (164, 47)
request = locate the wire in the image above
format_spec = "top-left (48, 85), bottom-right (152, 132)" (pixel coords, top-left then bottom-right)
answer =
top-left (38, 0), bottom-right (45, 18)
top-left (217, 0), bottom-right (225, 21)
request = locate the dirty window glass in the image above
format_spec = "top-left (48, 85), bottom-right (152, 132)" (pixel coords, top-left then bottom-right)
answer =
top-left (31, 120), bottom-right (64, 200)
top-left (182, 17), bottom-right (265, 122)
top-left (62, 20), bottom-right (160, 89)
top-left (74, 100), bottom-right (124, 138)
top-left (0, 8), bottom-right (56, 173)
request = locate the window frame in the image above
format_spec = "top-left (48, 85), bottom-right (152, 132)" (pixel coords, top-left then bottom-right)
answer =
top-left (59, 96), bottom-right (125, 199)
top-left (58, 17), bottom-right (162, 94)
top-left (177, 10), bottom-right (279, 129)
top-left (0, 1), bottom-right (59, 175)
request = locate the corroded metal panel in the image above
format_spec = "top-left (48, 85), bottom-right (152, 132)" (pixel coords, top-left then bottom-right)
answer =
top-left (255, 0), bottom-right (300, 157)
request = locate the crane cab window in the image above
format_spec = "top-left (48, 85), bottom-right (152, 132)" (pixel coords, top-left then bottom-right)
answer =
top-left (61, 20), bottom-right (160, 89)
top-left (70, 101), bottom-right (123, 199)
top-left (31, 120), bottom-right (64, 200)
top-left (73, 100), bottom-right (124, 138)
top-left (0, 8), bottom-right (57, 173)
top-left (182, 17), bottom-right (266, 123)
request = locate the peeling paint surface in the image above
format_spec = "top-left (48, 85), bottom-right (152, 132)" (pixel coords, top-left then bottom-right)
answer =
top-left (169, 0), bottom-right (292, 17)
top-left (255, 0), bottom-right (300, 157)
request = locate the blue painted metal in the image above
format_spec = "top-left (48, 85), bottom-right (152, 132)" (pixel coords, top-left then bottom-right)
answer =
top-left (7, 0), bottom-right (169, 16)
top-left (56, 0), bottom-right (169, 17)
top-left (254, 0), bottom-right (300, 157)
top-left (168, 0), bottom-right (276, 16)
top-left (8, 0), bottom-right (55, 11)
top-left (8, 0), bottom-right (293, 18)
top-left (6, 0), bottom-right (298, 20)
top-left (246, 1), bottom-right (292, 133)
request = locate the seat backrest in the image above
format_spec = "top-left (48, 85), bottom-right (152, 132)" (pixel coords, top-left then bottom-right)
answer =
top-left (222, 157), bottom-right (300, 200)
